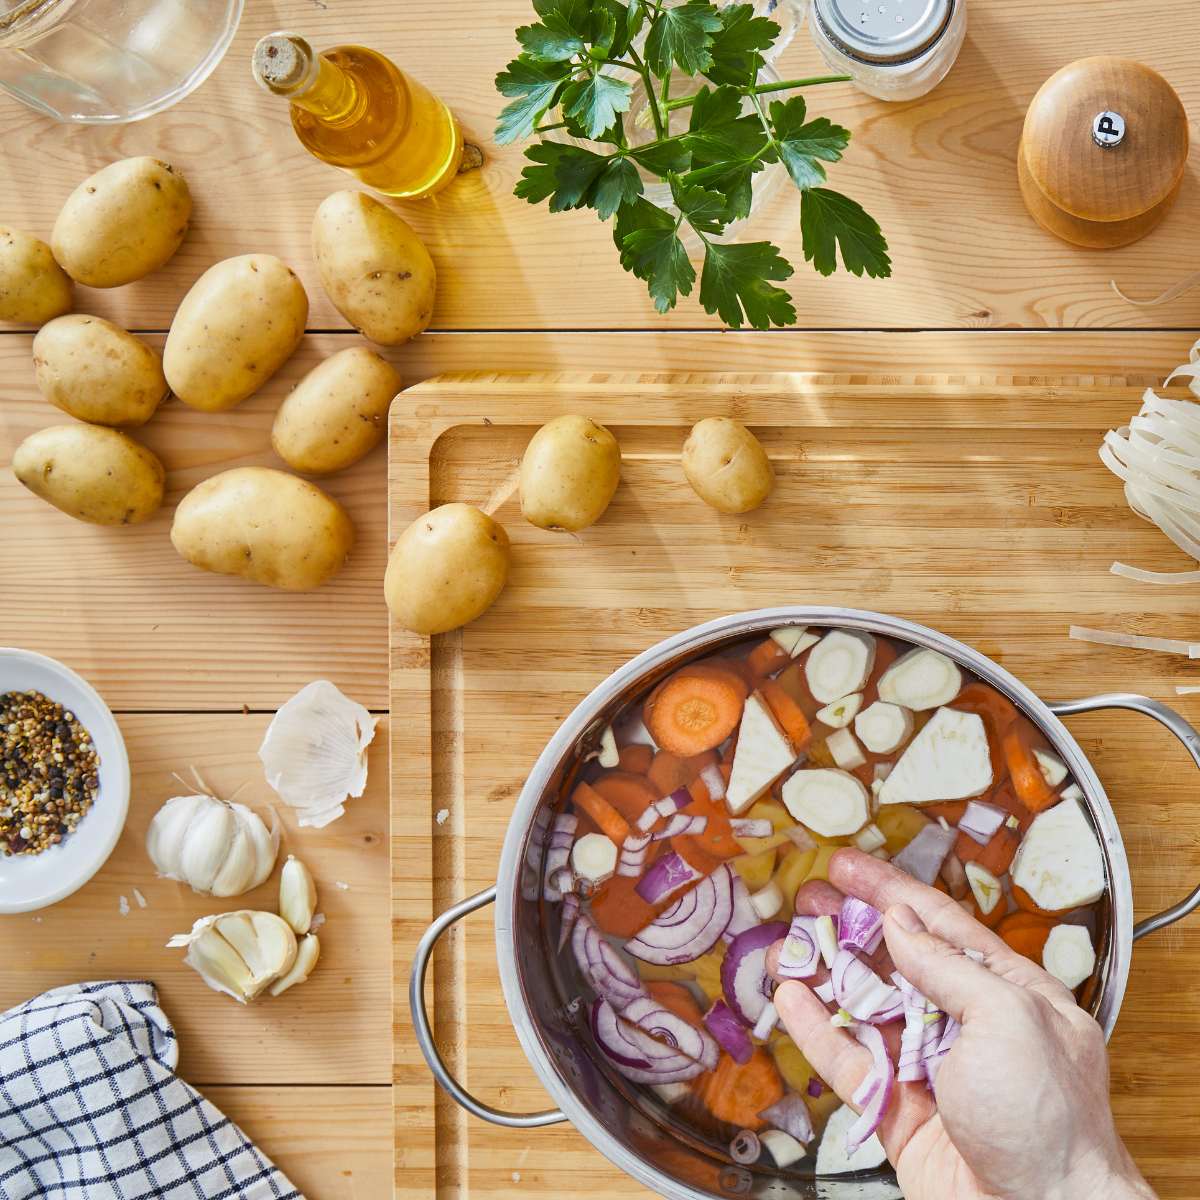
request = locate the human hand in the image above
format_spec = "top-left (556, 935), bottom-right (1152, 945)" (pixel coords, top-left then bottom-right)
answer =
top-left (774, 849), bottom-right (1155, 1200)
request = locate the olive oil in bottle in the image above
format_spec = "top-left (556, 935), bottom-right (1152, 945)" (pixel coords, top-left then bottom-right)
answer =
top-left (252, 32), bottom-right (464, 200)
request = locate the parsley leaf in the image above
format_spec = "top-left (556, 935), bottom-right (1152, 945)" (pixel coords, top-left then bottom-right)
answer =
top-left (532, 0), bottom-right (592, 33)
top-left (615, 198), bottom-right (695, 313)
top-left (699, 240), bottom-right (795, 329)
top-left (516, 22), bottom-right (584, 60)
top-left (628, 139), bottom-right (691, 177)
top-left (671, 178), bottom-right (728, 236)
top-left (644, 0), bottom-right (723, 76)
top-left (769, 97), bottom-right (850, 190)
top-left (513, 142), bottom-right (607, 210)
top-left (594, 157), bottom-right (643, 218)
top-left (682, 86), bottom-right (767, 219)
top-left (704, 3), bottom-right (779, 87)
top-left (561, 70), bottom-right (632, 139)
top-left (495, 58), bottom-right (572, 144)
top-left (800, 187), bottom-right (892, 277)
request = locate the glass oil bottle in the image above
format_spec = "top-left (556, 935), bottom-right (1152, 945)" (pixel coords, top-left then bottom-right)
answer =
top-left (252, 31), bottom-right (464, 200)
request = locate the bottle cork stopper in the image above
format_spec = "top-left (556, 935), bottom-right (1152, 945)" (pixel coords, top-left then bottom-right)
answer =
top-left (253, 33), bottom-right (311, 92)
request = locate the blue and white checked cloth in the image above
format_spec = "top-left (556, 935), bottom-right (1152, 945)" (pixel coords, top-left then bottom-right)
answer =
top-left (0, 981), bottom-right (304, 1200)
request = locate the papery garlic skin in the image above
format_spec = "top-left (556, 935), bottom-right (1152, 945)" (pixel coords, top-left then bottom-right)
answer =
top-left (168, 910), bottom-right (298, 1003)
top-left (147, 793), bottom-right (279, 897)
top-left (279, 855), bottom-right (318, 935)
top-left (269, 933), bottom-right (320, 995)
top-left (258, 680), bottom-right (378, 828)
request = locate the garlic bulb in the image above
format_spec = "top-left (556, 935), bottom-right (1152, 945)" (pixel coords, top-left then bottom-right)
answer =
top-left (167, 910), bottom-right (297, 1003)
top-left (258, 680), bottom-right (377, 827)
top-left (279, 855), bottom-right (317, 935)
top-left (146, 793), bottom-right (279, 897)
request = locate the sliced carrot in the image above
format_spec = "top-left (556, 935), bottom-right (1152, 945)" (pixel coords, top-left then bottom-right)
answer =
top-left (955, 826), bottom-right (1019, 876)
top-left (988, 784), bottom-right (1034, 834)
top-left (672, 834), bottom-right (723, 877)
top-left (1012, 882), bottom-right (1070, 917)
top-left (924, 800), bottom-right (968, 823)
top-left (646, 981), bottom-right (705, 1026)
top-left (970, 897), bottom-right (1006, 929)
top-left (645, 666), bottom-right (746, 757)
top-left (746, 638), bottom-right (790, 679)
top-left (758, 678), bottom-right (813, 752)
top-left (1003, 724), bottom-right (1057, 812)
top-left (617, 743), bottom-right (654, 775)
top-left (592, 772), bottom-right (658, 825)
top-left (683, 659), bottom-right (750, 701)
top-left (648, 749), bottom-right (719, 798)
top-left (571, 780), bottom-right (630, 845)
top-left (695, 1048), bottom-right (784, 1131)
top-left (997, 911), bottom-right (1056, 961)
top-left (591, 874), bottom-right (661, 938)
top-left (683, 778), bottom-right (741, 860)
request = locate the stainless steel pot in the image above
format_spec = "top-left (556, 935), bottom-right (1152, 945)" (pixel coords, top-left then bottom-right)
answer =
top-left (412, 608), bottom-right (1200, 1200)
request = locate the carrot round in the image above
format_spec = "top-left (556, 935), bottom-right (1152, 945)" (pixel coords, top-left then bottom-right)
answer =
top-left (970, 896), bottom-right (1006, 929)
top-left (617, 743), bottom-right (654, 775)
top-left (695, 1048), bottom-right (784, 1131)
top-left (571, 781), bottom-right (630, 845)
top-left (746, 638), bottom-right (790, 680)
top-left (645, 666), bottom-right (746, 756)
top-left (672, 834), bottom-right (723, 877)
top-left (591, 874), bottom-right (661, 938)
top-left (997, 911), bottom-right (1056, 961)
top-left (646, 981), bottom-right (705, 1026)
top-left (648, 749), bottom-right (718, 798)
top-left (683, 778), bottom-right (740, 860)
top-left (1002, 725), bottom-right (1057, 812)
top-left (954, 826), bottom-right (1018, 876)
top-left (1012, 881), bottom-right (1070, 917)
top-left (758, 678), bottom-right (813, 752)
top-left (923, 800), bottom-right (968, 823)
top-left (592, 771), bottom-right (658, 825)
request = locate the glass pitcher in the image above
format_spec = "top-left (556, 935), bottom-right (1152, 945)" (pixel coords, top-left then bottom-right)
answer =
top-left (0, 0), bottom-right (243, 123)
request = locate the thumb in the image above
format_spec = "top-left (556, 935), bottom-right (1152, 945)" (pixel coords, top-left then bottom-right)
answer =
top-left (884, 903), bottom-right (1014, 1022)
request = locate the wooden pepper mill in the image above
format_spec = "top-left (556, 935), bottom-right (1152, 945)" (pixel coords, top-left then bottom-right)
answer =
top-left (1018, 56), bottom-right (1189, 248)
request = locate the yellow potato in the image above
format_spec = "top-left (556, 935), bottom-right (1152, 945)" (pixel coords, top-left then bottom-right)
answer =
top-left (12, 424), bottom-right (164, 525)
top-left (681, 417), bottom-right (774, 514)
top-left (51, 157), bottom-right (191, 288)
top-left (33, 315), bottom-right (167, 427)
top-left (519, 415), bottom-right (621, 531)
top-left (171, 467), bottom-right (353, 592)
top-left (164, 254), bottom-right (308, 412)
top-left (312, 190), bottom-right (436, 345)
top-left (271, 346), bottom-right (399, 476)
top-left (384, 503), bottom-right (509, 634)
top-left (0, 226), bottom-right (72, 325)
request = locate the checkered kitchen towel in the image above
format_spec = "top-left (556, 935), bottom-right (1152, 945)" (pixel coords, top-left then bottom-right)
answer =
top-left (0, 981), bottom-right (303, 1200)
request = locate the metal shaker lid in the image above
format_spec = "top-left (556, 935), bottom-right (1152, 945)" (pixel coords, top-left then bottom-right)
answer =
top-left (812, 0), bottom-right (954, 64)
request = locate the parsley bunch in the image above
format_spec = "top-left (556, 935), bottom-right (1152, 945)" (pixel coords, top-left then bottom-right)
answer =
top-left (495, 0), bottom-right (891, 329)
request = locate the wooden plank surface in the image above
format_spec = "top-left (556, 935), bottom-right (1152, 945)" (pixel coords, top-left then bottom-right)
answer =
top-left (3, 2), bottom-right (1200, 333)
top-left (392, 372), bottom-right (1200, 1200)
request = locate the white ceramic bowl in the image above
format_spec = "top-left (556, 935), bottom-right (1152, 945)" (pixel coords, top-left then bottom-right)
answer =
top-left (0, 649), bottom-right (130, 913)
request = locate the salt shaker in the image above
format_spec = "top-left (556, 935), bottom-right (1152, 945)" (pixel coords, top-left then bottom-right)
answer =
top-left (807, 0), bottom-right (966, 102)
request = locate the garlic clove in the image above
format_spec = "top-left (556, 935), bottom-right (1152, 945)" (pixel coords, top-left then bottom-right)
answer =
top-left (238, 803), bottom-right (280, 891)
top-left (258, 680), bottom-right (377, 828)
top-left (279, 855), bottom-right (318, 935)
top-left (168, 917), bottom-right (256, 1004)
top-left (146, 793), bottom-right (207, 880)
top-left (268, 933), bottom-right (321, 995)
top-left (177, 800), bottom-right (238, 893)
top-left (209, 823), bottom-right (255, 898)
top-left (214, 911), bottom-right (297, 990)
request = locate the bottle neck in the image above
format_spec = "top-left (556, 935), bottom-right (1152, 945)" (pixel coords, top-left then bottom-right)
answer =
top-left (252, 32), bottom-right (360, 123)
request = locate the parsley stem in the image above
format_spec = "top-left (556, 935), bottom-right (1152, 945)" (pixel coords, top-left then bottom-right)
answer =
top-left (626, 45), bottom-right (666, 140)
top-left (662, 74), bottom-right (852, 112)
top-left (534, 120), bottom-right (568, 133)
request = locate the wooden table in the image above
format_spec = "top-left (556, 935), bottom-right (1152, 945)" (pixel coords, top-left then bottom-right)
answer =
top-left (1, 2), bottom-right (1198, 1197)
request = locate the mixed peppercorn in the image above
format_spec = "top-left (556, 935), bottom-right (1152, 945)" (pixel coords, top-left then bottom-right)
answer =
top-left (0, 691), bottom-right (99, 855)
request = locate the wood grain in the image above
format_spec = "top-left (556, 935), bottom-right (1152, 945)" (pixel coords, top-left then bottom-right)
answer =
top-left (4, 2), bottom-right (1200, 331)
top-left (0, 713), bottom-right (391, 1086)
top-left (392, 372), bottom-right (1200, 1200)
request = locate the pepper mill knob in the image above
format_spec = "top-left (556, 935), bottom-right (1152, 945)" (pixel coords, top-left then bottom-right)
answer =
top-left (1018, 57), bottom-right (1188, 248)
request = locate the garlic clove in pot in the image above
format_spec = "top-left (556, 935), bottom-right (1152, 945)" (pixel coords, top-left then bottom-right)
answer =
top-left (279, 855), bottom-right (317, 935)
top-left (258, 680), bottom-right (377, 828)
top-left (168, 910), bottom-right (298, 1002)
top-left (269, 933), bottom-right (320, 995)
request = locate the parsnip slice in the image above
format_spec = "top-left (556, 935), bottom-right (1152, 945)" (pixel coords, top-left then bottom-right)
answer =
top-left (878, 708), bottom-right (992, 806)
top-left (726, 692), bottom-right (797, 814)
top-left (826, 727), bottom-right (866, 770)
top-left (572, 832), bottom-right (617, 883)
top-left (815, 692), bottom-right (863, 729)
top-left (1010, 797), bottom-right (1105, 912)
top-left (854, 701), bottom-right (914, 754)
top-left (770, 626), bottom-right (820, 657)
top-left (1042, 925), bottom-right (1096, 989)
top-left (782, 768), bottom-right (869, 837)
top-left (877, 648), bottom-right (962, 711)
top-left (1033, 748), bottom-right (1068, 788)
top-left (805, 631), bottom-right (877, 704)
top-left (761, 1129), bottom-right (807, 1168)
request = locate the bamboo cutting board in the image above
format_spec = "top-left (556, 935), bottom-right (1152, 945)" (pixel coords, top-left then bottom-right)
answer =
top-left (391, 372), bottom-right (1200, 1200)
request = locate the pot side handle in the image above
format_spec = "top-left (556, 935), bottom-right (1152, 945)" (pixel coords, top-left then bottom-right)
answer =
top-left (1049, 692), bottom-right (1200, 941)
top-left (409, 884), bottom-right (567, 1128)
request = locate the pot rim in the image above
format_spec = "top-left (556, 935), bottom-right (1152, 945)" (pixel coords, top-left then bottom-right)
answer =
top-left (495, 606), bottom-right (1133, 1198)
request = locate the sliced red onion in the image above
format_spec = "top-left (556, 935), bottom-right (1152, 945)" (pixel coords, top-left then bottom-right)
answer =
top-left (623, 995), bottom-right (719, 1070)
top-left (958, 800), bottom-right (1005, 846)
top-left (572, 916), bottom-right (645, 1010)
top-left (590, 999), bottom-right (706, 1084)
top-left (846, 1022), bottom-right (893, 1156)
top-left (616, 832), bottom-right (652, 877)
top-left (721, 921), bottom-right (789, 1027)
top-left (731, 818), bottom-right (773, 838)
top-left (558, 892), bottom-right (580, 953)
top-left (730, 1129), bottom-right (761, 1165)
top-left (831, 949), bottom-right (903, 1023)
top-left (891, 824), bottom-right (956, 885)
top-left (814, 979), bottom-right (835, 1005)
top-left (627, 864), bottom-right (735, 965)
top-left (752, 1000), bottom-right (779, 1041)
top-left (651, 813), bottom-right (709, 841)
top-left (896, 976), bottom-right (941, 1084)
top-left (936, 1014), bottom-right (961, 1057)
top-left (699, 761), bottom-right (727, 801)
top-left (760, 1093), bottom-right (815, 1145)
top-left (723, 874), bottom-right (760, 942)
top-left (777, 915), bottom-right (821, 980)
top-left (704, 998), bottom-right (753, 1065)
top-left (806, 1077), bottom-right (825, 1099)
top-left (636, 787), bottom-right (693, 833)
top-left (635, 850), bottom-right (702, 904)
top-left (838, 897), bottom-right (884, 956)
top-left (543, 813), bottom-right (578, 900)
top-left (923, 1015), bottom-right (949, 1086)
